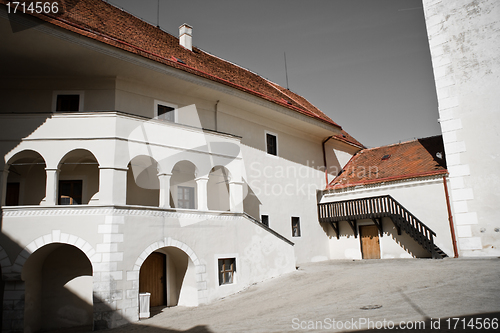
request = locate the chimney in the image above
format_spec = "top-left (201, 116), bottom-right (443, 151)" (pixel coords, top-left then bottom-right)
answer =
top-left (179, 23), bottom-right (193, 51)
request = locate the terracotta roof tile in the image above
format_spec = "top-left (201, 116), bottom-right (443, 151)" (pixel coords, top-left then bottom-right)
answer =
top-left (1, 0), bottom-right (365, 137)
top-left (328, 135), bottom-right (447, 189)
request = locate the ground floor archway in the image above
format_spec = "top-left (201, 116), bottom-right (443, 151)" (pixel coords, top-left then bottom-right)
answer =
top-left (139, 246), bottom-right (197, 308)
top-left (22, 243), bottom-right (93, 332)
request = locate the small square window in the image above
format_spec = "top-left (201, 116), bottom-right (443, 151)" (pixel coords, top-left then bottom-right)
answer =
top-left (291, 216), bottom-right (301, 237)
top-left (56, 94), bottom-right (80, 111)
top-left (177, 186), bottom-right (195, 209)
top-left (218, 258), bottom-right (236, 285)
top-left (157, 104), bottom-right (175, 122)
top-left (261, 215), bottom-right (269, 227)
top-left (266, 133), bottom-right (277, 156)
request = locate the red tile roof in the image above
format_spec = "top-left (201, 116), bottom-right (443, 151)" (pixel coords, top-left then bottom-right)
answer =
top-left (327, 135), bottom-right (447, 189)
top-left (1, 0), bottom-right (365, 144)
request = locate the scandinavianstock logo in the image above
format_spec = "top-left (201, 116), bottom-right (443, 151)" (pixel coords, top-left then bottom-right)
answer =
top-left (127, 104), bottom-right (248, 226)
top-left (6, 1), bottom-right (82, 33)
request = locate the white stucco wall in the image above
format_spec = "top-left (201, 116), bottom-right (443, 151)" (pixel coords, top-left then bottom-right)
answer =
top-left (422, 0), bottom-right (500, 256)
top-left (320, 176), bottom-right (455, 259)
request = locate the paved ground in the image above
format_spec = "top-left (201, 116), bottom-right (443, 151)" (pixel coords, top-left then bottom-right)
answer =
top-left (99, 258), bottom-right (500, 333)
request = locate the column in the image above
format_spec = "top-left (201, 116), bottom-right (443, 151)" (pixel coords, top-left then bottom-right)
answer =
top-left (44, 168), bottom-right (59, 206)
top-left (229, 181), bottom-right (244, 212)
top-left (158, 173), bottom-right (172, 208)
top-left (195, 177), bottom-right (209, 211)
top-left (0, 169), bottom-right (9, 206)
top-left (98, 167), bottom-right (128, 205)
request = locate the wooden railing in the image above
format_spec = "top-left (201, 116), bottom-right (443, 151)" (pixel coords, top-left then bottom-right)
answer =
top-left (318, 195), bottom-right (443, 258)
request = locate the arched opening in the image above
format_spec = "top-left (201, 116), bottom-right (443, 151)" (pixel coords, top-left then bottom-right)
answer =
top-left (139, 247), bottom-right (197, 310)
top-left (58, 149), bottom-right (99, 205)
top-left (22, 243), bottom-right (93, 332)
top-left (208, 165), bottom-right (230, 211)
top-left (5, 150), bottom-right (46, 206)
top-left (126, 155), bottom-right (160, 206)
top-left (170, 160), bottom-right (197, 209)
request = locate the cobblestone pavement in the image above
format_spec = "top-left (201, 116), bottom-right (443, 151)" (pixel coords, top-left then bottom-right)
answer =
top-left (97, 258), bottom-right (500, 333)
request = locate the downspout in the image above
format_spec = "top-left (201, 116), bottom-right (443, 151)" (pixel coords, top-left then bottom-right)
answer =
top-left (322, 136), bottom-right (334, 186)
top-left (443, 175), bottom-right (459, 258)
top-left (215, 100), bottom-right (220, 131)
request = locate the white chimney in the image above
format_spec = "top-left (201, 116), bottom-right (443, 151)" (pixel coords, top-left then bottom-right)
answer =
top-left (179, 23), bottom-right (193, 51)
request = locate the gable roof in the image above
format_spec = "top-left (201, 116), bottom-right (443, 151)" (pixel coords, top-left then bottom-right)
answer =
top-left (327, 135), bottom-right (447, 189)
top-left (1, 0), bottom-right (363, 139)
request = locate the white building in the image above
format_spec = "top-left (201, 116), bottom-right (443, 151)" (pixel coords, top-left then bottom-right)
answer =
top-left (0, 0), bottom-right (363, 331)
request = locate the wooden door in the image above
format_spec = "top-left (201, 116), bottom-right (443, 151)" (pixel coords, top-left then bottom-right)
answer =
top-left (360, 225), bottom-right (381, 259)
top-left (139, 252), bottom-right (166, 306)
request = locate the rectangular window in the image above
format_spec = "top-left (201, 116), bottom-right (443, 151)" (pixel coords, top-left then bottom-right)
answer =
top-left (218, 258), bottom-right (236, 285)
top-left (56, 94), bottom-right (80, 111)
top-left (261, 214), bottom-right (269, 227)
top-left (177, 186), bottom-right (195, 209)
top-left (5, 182), bottom-right (20, 206)
top-left (292, 216), bottom-right (301, 237)
top-left (58, 180), bottom-right (83, 205)
top-left (157, 104), bottom-right (175, 122)
top-left (266, 133), bottom-right (277, 156)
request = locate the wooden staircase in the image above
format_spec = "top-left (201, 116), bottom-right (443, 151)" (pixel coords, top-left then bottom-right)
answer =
top-left (318, 195), bottom-right (448, 259)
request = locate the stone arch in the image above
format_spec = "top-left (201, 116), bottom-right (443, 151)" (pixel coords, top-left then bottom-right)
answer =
top-left (126, 155), bottom-right (161, 206)
top-left (208, 165), bottom-right (231, 211)
top-left (13, 231), bottom-right (97, 276)
top-left (4, 149), bottom-right (47, 206)
top-left (57, 149), bottom-right (100, 205)
top-left (170, 160), bottom-right (198, 209)
top-left (133, 237), bottom-right (206, 307)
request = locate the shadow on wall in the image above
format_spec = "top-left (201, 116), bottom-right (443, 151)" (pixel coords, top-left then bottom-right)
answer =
top-left (321, 217), bottom-right (432, 258)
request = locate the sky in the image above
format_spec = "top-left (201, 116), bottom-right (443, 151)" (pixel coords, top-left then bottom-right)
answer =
top-left (108, 0), bottom-right (441, 148)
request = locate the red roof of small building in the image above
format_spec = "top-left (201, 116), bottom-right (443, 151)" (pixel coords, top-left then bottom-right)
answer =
top-left (1, 0), bottom-right (366, 142)
top-left (327, 135), bottom-right (447, 189)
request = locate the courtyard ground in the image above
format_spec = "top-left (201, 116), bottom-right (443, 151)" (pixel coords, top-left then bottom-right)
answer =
top-left (98, 258), bottom-right (500, 332)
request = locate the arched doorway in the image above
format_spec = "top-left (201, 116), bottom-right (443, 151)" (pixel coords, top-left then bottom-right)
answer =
top-left (58, 149), bottom-right (99, 205)
top-left (126, 156), bottom-right (160, 207)
top-left (208, 165), bottom-right (230, 211)
top-left (22, 243), bottom-right (93, 332)
top-left (5, 150), bottom-right (46, 206)
top-left (139, 247), bottom-right (196, 308)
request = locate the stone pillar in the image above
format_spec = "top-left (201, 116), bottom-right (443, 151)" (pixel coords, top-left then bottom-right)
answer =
top-left (158, 173), bottom-right (172, 208)
top-left (98, 167), bottom-right (128, 205)
top-left (229, 181), bottom-right (244, 212)
top-left (0, 169), bottom-right (9, 206)
top-left (195, 177), bottom-right (209, 211)
top-left (44, 168), bottom-right (59, 206)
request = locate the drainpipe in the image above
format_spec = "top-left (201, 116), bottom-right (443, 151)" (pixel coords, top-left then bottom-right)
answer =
top-left (215, 100), bottom-right (220, 132)
top-left (443, 175), bottom-right (459, 258)
top-left (322, 136), bottom-right (334, 186)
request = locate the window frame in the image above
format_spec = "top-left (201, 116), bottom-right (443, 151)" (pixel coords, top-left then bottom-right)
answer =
top-left (58, 179), bottom-right (83, 205)
top-left (52, 90), bottom-right (84, 112)
top-left (154, 100), bottom-right (178, 123)
top-left (177, 185), bottom-right (195, 209)
top-left (215, 254), bottom-right (238, 287)
top-left (265, 131), bottom-right (278, 156)
top-left (291, 216), bottom-right (301, 237)
top-left (261, 214), bottom-right (269, 227)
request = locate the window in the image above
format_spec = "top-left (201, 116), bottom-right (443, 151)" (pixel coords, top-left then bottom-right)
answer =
top-left (155, 100), bottom-right (177, 122)
top-left (261, 214), bottom-right (269, 227)
top-left (56, 94), bottom-right (80, 111)
top-left (291, 217), bottom-right (301, 237)
top-left (266, 133), bottom-right (277, 156)
top-left (218, 258), bottom-right (236, 285)
top-left (177, 186), bottom-right (195, 209)
top-left (58, 180), bottom-right (82, 205)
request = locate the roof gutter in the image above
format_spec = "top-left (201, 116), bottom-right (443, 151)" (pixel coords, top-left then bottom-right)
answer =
top-left (322, 136), bottom-right (334, 186)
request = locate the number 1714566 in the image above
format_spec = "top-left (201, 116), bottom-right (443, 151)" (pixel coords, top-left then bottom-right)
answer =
top-left (6, 2), bottom-right (59, 14)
